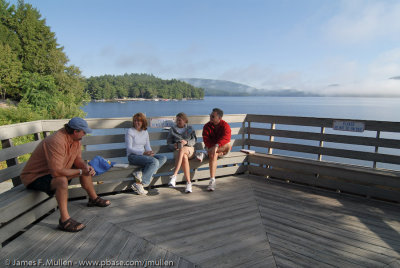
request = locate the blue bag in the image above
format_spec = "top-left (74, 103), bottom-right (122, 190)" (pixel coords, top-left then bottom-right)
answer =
top-left (88, 156), bottom-right (116, 176)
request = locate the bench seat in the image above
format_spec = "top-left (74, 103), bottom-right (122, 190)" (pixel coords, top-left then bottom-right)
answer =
top-left (248, 153), bottom-right (400, 203)
top-left (69, 151), bottom-right (248, 197)
top-left (0, 185), bottom-right (57, 245)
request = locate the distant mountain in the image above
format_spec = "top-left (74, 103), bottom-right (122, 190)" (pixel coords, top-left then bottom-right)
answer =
top-left (179, 78), bottom-right (256, 95)
top-left (179, 78), bottom-right (320, 97)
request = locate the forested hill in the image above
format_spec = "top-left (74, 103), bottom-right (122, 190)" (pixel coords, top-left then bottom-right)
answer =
top-left (85, 74), bottom-right (204, 100)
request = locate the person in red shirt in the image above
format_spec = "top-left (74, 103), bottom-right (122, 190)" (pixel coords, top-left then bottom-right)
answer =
top-left (202, 108), bottom-right (232, 191)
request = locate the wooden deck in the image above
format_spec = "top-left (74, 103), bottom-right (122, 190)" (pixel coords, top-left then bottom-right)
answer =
top-left (1, 175), bottom-right (400, 267)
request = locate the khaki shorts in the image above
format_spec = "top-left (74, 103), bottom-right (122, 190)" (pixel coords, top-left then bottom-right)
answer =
top-left (173, 146), bottom-right (195, 159)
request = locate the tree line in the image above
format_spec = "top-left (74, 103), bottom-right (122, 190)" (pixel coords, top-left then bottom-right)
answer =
top-left (85, 73), bottom-right (204, 100)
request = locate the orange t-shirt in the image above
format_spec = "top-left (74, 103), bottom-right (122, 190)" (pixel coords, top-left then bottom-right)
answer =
top-left (20, 128), bottom-right (82, 186)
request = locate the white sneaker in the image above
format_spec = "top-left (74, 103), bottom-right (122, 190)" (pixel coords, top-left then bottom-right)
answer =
top-left (132, 183), bottom-right (148, 195)
top-left (207, 178), bottom-right (216, 191)
top-left (185, 182), bottom-right (192, 193)
top-left (196, 152), bottom-right (205, 162)
top-left (132, 171), bottom-right (142, 183)
top-left (169, 175), bottom-right (177, 188)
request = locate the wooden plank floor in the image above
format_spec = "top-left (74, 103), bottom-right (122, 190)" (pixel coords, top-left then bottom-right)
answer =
top-left (1, 174), bottom-right (400, 267)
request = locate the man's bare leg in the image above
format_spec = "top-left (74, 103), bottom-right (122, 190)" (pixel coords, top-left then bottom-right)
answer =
top-left (80, 175), bottom-right (111, 205)
top-left (217, 143), bottom-right (232, 157)
top-left (208, 146), bottom-right (219, 179)
top-left (79, 175), bottom-right (98, 200)
top-left (51, 176), bottom-right (70, 222)
top-left (207, 143), bottom-right (231, 191)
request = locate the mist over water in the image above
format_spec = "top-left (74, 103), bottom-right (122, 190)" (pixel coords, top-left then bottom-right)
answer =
top-left (83, 96), bottom-right (400, 121)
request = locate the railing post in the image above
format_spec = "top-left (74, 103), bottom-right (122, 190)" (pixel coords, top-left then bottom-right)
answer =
top-left (268, 123), bottom-right (275, 155)
top-left (373, 131), bottom-right (380, 168)
top-left (242, 120), bottom-right (245, 150)
top-left (247, 121), bottom-right (251, 150)
top-left (1, 138), bottom-right (21, 187)
top-left (33, 133), bottom-right (41, 141)
top-left (318, 127), bottom-right (325, 161)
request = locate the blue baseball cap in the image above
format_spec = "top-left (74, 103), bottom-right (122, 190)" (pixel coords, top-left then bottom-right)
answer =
top-left (67, 117), bottom-right (92, 134)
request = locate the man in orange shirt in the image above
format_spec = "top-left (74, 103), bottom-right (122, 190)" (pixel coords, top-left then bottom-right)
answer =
top-left (20, 117), bottom-right (110, 232)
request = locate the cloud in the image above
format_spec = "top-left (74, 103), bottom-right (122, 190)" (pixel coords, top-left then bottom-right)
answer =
top-left (324, 0), bottom-right (400, 44)
top-left (218, 64), bottom-right (304, 90)
top-left (368, 48), bottom-right (400, 78)
top-left (321, 79), bottom-right (400, 96)
top-left (100, 42), bottom-right (219, 78)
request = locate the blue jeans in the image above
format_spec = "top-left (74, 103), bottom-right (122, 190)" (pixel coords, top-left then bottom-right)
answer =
top-left (127, 154), bottom-right (167, 185)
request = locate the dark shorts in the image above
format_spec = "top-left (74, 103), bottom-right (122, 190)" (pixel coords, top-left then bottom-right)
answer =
top-left (27, 174), bottom-right (72, 197)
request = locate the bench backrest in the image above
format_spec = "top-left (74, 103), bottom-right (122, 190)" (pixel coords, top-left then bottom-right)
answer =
top-left (0, 114), bottom-right (247, 190)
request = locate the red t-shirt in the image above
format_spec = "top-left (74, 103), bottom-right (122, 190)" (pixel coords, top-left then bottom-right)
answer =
top-left (202, 119), bottom-right (231, 148)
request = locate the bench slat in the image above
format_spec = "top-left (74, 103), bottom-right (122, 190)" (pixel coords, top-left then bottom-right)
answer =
top-left (0, 188), bottom-right (51, 225)
top-left (81, 127), bottom-right (246, 146)
top-left (0, 140), bottom-right (41, 162)
top-left (0, 121), bottom-right (43, 140)
top-left (249, 127), bottom-right (400, 149)
top-left (247, 139), bottom-right (400, 165)
top-left (246, 114), bottom-right (400, 132)
top-left (248, 154), bottom-right (400, 188)
top-left (0, 163), bottom-right (25, 184)
top-left (82, 139), bottom-right (245, 161)
top-left (0, 198), bottom-right (57, 245)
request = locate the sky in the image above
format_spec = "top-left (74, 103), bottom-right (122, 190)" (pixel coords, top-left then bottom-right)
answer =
top-left (8, 0), bottom-right (400, 96)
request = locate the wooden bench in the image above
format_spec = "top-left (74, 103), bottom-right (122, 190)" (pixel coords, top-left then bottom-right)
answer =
top-left (244, 114), bottom-right (400, 203)
top-left (0, 114), bottom-right (247, 246)
top-left (2, 113), bottom-right (400, 247)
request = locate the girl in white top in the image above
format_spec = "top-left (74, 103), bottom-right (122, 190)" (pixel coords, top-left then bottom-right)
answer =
top-left (125, 113), bottom-right (167, 195)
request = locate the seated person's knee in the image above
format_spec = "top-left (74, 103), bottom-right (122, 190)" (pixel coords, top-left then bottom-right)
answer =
top-left (52, 176), bottom-right (69, 190)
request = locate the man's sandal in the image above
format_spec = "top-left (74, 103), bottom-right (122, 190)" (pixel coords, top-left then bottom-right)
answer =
top-left (87, 196), bottom-right (111, 207)
top-left (58, 218), bottom-right (85, 232)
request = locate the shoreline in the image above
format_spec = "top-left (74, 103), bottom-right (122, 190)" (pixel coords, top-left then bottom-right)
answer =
top-left (93, 97), bottom-right (203, 103)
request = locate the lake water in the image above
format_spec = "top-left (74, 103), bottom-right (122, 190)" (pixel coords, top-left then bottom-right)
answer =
top-left (82, 96), bottom-right (400, 170)
top-left (83, 96), bottom-right (400, 121)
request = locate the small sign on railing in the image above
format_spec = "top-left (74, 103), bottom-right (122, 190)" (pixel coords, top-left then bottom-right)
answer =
top-left (333, 120), bottom-right (365, 132)
top-left (150, 117), bottom-right (175, 128)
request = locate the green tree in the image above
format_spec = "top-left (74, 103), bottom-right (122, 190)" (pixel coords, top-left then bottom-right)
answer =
top-left (0, 0), bottom-right (87, 122)
top-left (0, 43), bottom-right (22, 99)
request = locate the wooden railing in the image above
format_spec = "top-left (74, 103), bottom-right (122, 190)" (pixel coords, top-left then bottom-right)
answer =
top-left (244, 114), bottom-right (400, 202)
top-left (244, 114), bottom-right (400, 168)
